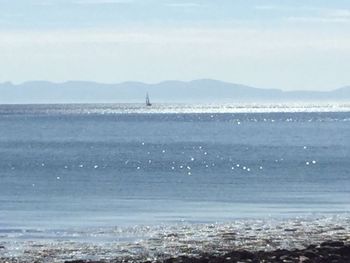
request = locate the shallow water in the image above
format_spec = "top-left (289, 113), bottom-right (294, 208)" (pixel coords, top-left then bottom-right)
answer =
top-left (1, 216), bottom-right (350, 262)
top-left (0, 104), bottom-right (349, 255)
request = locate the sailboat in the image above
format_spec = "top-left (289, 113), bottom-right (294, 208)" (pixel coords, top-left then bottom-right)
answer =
top-left (146, 93), bottom-right (152, 106)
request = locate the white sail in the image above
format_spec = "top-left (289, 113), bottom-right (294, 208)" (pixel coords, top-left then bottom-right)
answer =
top-left (146, 93), bottom-right (152, 106)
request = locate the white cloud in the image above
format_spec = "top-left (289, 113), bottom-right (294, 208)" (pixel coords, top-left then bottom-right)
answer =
top-left (255, 5), bottom-right (350, 24)
top-left (1, 26), bottom-right (350, 52)
top-left (327, 9), bottom-right (350, 18)
top-left (287, 16), bottom-right (350, 23)
top-left (1, 26), bottom-right (349, 90)
top-left (287, 8), bottom-right (350, 24)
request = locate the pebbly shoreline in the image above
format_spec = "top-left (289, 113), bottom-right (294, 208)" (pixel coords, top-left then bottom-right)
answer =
top-left (1, 216), bottom-right (350, 263)
top-left (2, 241), bottom-right (350, 263)
top-left (40, 241), bottom-right (350, 263)
top-left (158, 241), bottom-right (350, 263)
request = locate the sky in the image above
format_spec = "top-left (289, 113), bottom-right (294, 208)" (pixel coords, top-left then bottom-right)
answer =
top-left (0, 0), bottom-right (350, 91)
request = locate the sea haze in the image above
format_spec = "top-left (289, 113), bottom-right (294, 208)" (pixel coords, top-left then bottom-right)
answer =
top-left (1, 80), bottom-right (350, 103)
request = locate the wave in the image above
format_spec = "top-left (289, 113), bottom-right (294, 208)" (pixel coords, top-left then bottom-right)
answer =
top-left (1, 215), bottom-right (349, 262)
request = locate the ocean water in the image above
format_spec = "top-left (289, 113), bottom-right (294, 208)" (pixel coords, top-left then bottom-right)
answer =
top-left (0, 103), bottom-right (350, 259)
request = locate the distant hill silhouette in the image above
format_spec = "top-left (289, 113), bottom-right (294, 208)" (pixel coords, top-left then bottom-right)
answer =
top-left (0, 79), bottom-right (349, 103)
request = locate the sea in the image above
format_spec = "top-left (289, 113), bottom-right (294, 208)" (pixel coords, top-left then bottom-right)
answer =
top-left (0, 103), bottom-right (350, 261)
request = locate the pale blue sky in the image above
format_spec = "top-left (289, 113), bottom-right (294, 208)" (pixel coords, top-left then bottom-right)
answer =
top-left (0, 0), bottom-right (350, 90)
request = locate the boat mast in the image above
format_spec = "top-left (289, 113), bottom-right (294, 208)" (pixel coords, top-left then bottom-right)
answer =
top-left (146, 93), bottom-right (152, 106)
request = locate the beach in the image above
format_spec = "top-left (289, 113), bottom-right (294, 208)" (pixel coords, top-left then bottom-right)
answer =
top-left (3, 0), bottom-right (350, 260)
top-left (1, 216), bottom-right (350, 262)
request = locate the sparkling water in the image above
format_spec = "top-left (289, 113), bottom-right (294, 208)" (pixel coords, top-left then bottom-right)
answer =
top-left (0, 104), bottom-right (349, 259)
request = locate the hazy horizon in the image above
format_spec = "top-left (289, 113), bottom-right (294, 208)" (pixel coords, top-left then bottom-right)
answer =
top-left (0, 79), bottom-right (350, 104)
top-left (1, 0), bottom-right (350, 92)
top-left (1, 78), bottom-right (349, 92)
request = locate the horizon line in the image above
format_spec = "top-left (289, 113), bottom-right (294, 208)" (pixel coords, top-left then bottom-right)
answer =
top-left (0, 78), bottom-right (348, 93)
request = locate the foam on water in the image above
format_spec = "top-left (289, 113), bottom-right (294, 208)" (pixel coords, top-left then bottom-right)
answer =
top-left (1, 215), bottom-right (350, 262)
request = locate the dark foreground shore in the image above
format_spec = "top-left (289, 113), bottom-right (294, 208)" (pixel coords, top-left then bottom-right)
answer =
top-left (1, 217), bottom-right (350, 263)
top-left (1, 241), bottom-right (350, 263)
top-left (60, 241), bottom-right (350, 263)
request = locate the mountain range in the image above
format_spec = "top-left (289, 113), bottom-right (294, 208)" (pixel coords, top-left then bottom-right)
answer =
top-left (0, 79), bottom-right (349, 104)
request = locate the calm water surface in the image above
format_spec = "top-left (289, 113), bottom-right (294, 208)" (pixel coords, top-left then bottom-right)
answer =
top-left (0, 104), bottom-right (349, 238)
